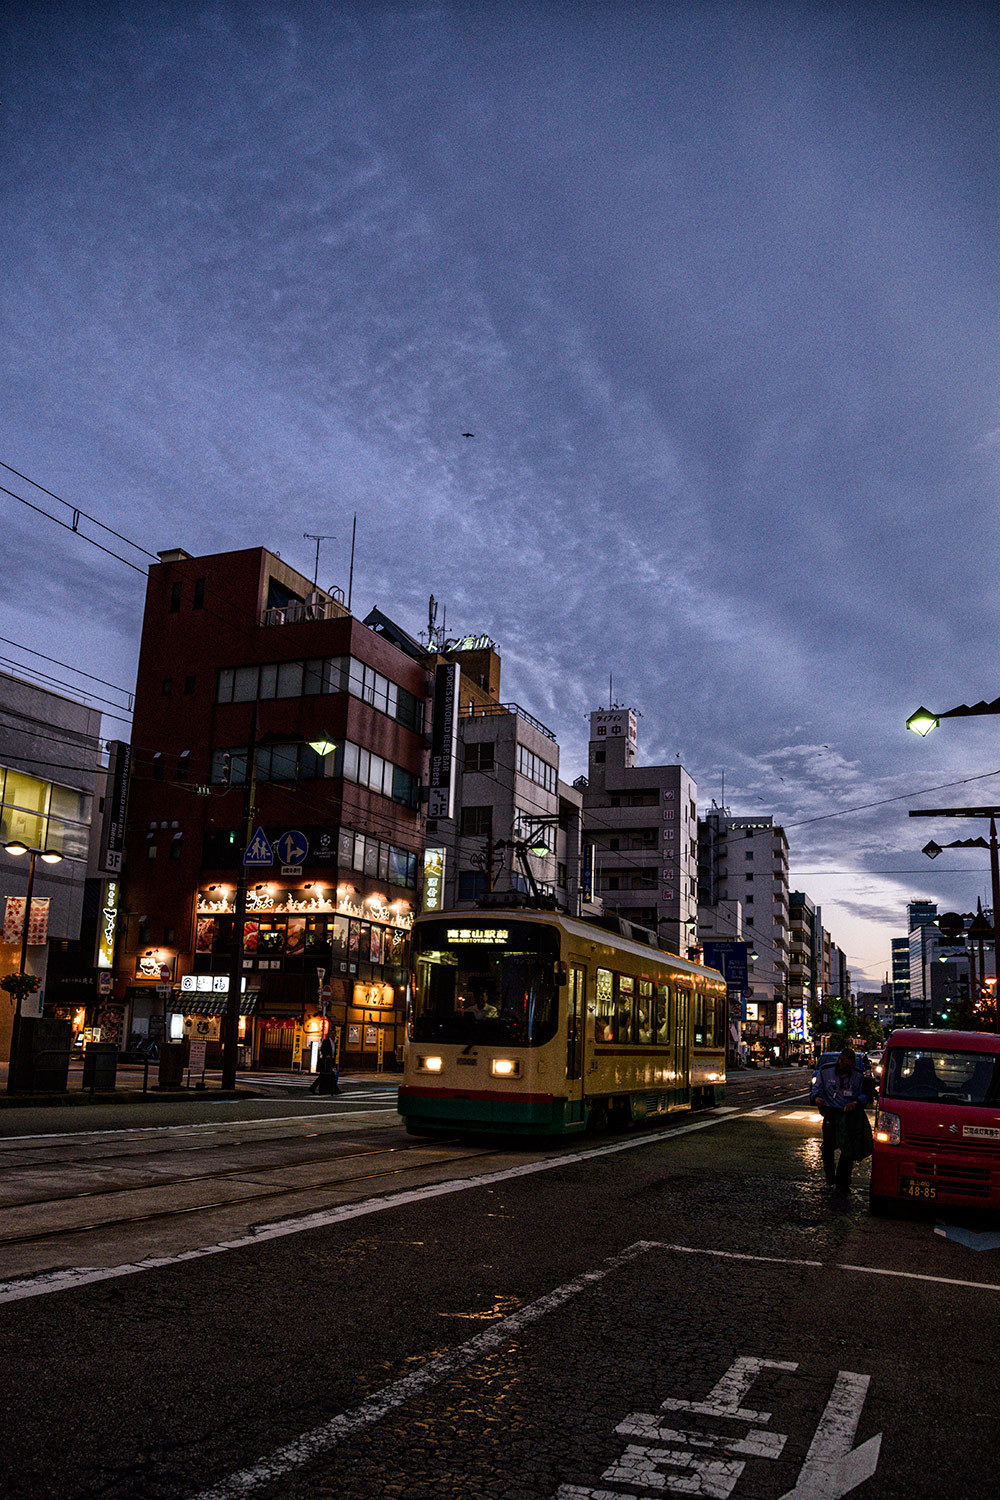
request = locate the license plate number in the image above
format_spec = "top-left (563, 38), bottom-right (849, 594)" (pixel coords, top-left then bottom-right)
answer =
top-left (901, 1178), bottom-right (936, 1200)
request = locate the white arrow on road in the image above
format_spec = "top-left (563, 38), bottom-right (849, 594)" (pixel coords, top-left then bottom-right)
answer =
top-left (778, 1371), bottom-right (881, 1500)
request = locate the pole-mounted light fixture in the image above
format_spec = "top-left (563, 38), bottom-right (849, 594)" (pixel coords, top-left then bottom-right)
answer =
top-left (907, 707), bottom-right (940, 737)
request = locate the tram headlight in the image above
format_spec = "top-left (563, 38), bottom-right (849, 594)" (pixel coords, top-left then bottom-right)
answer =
top-left (490, 1058), bottom-right (520, 1078)
top-left (419, 1056), bottom-right (443, 1074)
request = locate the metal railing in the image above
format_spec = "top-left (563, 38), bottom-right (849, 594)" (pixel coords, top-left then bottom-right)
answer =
top-left (459, 700), bottom-right (557, 741)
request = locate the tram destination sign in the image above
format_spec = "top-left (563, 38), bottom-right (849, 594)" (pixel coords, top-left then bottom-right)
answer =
top-left (446, 927), bottom-right (510, 944)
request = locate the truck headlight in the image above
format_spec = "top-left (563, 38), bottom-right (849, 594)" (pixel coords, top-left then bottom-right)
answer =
top-left (874, 1107), bottom-right (900, 1145)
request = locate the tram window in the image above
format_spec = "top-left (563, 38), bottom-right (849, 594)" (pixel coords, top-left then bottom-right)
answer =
top-left (617, 974), bottom-right (635, 1044)
top-left (637, 980), bottom-right (653, 1044)
top-left (595, 968), bottom-right (614, 1042)
top-left (693, 992), bottom-right (706, 1046)
top-left (411, 921), bottom-right (561, 1046)
top-left (655, 983), bottom-right (671, 1044)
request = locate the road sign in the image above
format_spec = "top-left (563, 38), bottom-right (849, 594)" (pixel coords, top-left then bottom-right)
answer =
top-left (159, 964), bottom-right (171, 981)
top-left (274, 829), bottom-right (309, 866)
top-left (97, 971), bottom-right (113, 995)
top-left (244, 827), bottom-right (274, 866)
top-left (156, 983), bottom-right (171, 997)
top-left (281, 864), bottom-right (302, 877)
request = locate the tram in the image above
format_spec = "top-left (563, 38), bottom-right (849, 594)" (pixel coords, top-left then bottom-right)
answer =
top-left (398, 906), bottom-right (727, 1137)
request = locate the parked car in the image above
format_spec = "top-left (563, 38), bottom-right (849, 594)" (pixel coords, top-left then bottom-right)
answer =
top-left (870, 1029), bottom-right (1000, 1215)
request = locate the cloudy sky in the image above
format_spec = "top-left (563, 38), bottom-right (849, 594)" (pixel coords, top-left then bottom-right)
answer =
top-left (4, 1), bottom-right (1000, 984)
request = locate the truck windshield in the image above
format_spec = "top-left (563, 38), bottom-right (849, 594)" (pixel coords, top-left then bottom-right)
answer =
top-left (884, 1048), bottom-right (1000, 1106)
top-left (411, 919), bottom-right (560, 1046)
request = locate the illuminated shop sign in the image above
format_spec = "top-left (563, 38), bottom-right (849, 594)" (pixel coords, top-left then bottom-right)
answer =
top-left (180, 974), bottom-right (247, 994)
top-left (196, 883), bottom-right (413, 929)
top-left (446, 928), bottom-right (510, 945)
top-left (96, 879), bottom-right (119, 970)
top-left (352, 981), bottom-right (395, 1008)
top-left (423, 847), bottom-right (446, 912)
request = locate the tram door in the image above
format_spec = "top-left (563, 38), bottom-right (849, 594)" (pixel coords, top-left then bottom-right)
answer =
top-left (566, 966), bottom-right (586, 1082)
top-left (673, 987), bottom-right (690, 1093)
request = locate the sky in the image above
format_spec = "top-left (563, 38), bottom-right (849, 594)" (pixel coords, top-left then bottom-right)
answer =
top-left (4, 1), bottom-right (1000, 986)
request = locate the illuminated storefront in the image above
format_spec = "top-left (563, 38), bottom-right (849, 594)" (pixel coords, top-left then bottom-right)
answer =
top-left (192, 880), bottom-right (412, 1068)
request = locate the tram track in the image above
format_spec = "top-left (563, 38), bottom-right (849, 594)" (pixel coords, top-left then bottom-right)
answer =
top-left (0, 1079), bottom-right (812, 1257)
top-left (1, 1139), bottom-right (455, 1211)
top-left (0, 1141), bottom-right (504, 1250)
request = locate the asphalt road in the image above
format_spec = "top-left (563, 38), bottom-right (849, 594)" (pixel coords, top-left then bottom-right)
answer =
top-left (1, 1071), bottom-right (997, 1500)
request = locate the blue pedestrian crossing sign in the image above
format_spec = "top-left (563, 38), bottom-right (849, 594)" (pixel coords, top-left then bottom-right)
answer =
top-left (244, 827), bottom-right (274, 867)
top-left (274, 829), bottom-right (309, 867)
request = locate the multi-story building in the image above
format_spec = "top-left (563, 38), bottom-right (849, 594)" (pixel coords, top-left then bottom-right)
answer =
top-left (698, 813), bottom-right (790, 1055)
top-left (582, 709), bottom-right (697, 954)
top-left (890, 936), bottom-right (911, 1025)
top-left (788, 891), bottom-right (818, 1052)
top-left (906, 900), bottom-right (939, 1029)
top-left (0, 672), bottom-right (101, 1061)
top-left (115, 547), bottom-right (429, 1072)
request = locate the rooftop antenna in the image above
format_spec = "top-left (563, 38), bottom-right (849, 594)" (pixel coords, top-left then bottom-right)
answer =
top-left (347, 513), bottom-right (357, 613)
top-left (609, 672), bottom-right (613, 709)
top-left (304, 533), bottom-right (336, 588)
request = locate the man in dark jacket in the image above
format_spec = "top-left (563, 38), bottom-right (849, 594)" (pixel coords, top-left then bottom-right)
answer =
top-left (812, 1048), bottom-right (875, 1192)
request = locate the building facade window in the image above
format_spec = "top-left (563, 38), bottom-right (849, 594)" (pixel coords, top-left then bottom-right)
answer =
top-left (516, 743), bottom-right (557, 794)
top-left (460, 805), bottom-right (493, 838)
top-left (169, 581), bottom-right (182, 612)
top-left (216, 655), bottom-right (423, 732)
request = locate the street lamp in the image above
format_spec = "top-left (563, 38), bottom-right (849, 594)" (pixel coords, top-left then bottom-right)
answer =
top-left (907, 696), bottom-right (1000, 736)
top-left (4, 841), bottom-right (63, 1093)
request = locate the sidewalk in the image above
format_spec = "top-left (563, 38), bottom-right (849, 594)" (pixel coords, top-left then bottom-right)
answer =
top-left (0, 1059), bottom-right (396, 1108)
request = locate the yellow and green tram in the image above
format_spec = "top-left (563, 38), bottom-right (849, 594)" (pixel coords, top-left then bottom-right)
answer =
top-left (398, 907), bottom-right (727, 1136)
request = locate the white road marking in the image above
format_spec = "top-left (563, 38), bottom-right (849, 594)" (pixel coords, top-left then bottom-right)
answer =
top-left (602, 1443), bottom-right (745, 1497)
top-left (837, 1262), bottom-right (1000, 1293)
top-left (187, 1241), bottom-right (651, 1500)
top-left (777, 1371), bottom-right (881, 1500)
top-left (661, 1354), bottom-right (798, 1422)
top-left (614, 1416), bottom-right (786, 1458)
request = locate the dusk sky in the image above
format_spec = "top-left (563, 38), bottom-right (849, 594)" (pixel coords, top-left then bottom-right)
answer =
top-left (4, 1), bottom-right (1000, 985)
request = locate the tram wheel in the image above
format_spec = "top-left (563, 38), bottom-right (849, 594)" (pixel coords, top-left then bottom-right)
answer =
top-left (587, 1100), bottom-right (610, 1133)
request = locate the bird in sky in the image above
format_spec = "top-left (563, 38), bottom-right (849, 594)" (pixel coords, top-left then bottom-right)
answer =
top-left (462, 432), bottom-right (474, 438)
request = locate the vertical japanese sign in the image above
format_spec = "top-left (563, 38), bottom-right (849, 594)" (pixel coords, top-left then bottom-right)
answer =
top-left (422, 847), bottom-right (446, 911)
top-left (95, 878), bottom-right (119, 969)
top-left (99, 740), bottom-right (132, 875)
top-left (427, 663), bottom-right (459, 820)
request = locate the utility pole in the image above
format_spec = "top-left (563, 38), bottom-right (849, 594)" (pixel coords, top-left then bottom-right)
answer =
top-left (347, 513), bottom-right (357, 613)
top-left (222, 701), bottom-right (258, 1089)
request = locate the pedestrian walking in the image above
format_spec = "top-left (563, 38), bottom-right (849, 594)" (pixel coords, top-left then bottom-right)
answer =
top-left (309, 1032), bottom-right (338, 1095)
top-left (812, 1047), bottom-right (874, 1193)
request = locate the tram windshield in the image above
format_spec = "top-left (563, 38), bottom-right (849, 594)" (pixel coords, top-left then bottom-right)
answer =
top-left (411, 919), bottom-right (561, 1045)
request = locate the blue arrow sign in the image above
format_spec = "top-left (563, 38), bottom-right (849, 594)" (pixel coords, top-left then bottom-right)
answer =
top-left (244, 827), bottom-right (274, 867)
top-left (274, 829), bottom-right (309, 866)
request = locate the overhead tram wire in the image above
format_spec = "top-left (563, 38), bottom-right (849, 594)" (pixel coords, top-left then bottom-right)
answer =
top-left (10, 459), bottom-right (1000, 903)
top-left (0, 633), bottom-right (134, 702)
